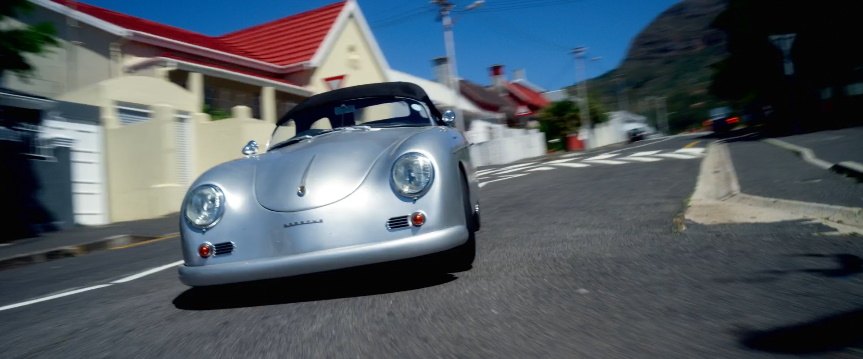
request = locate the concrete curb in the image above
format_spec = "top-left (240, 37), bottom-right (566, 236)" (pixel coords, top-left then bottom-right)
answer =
top-left (687, 142), bottom-right (863, 233)
top-left (763, 138), bottom-right (863, 181)
top-left (0, 234), bottom-right (160, 272)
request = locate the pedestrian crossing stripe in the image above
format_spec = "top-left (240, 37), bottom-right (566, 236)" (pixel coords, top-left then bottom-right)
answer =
top-left (622, 156), bottom-right (662, 162)
top-left (477, 147), bottom-right (706, 186)
top-left (630, 150), bottom-right (661, 157)
top-left (654, 153), bottom-right (697, 159)
top-left (526, 166), bottom-right (556, 171)
top-left (552, 163), bottom-right (590, 168)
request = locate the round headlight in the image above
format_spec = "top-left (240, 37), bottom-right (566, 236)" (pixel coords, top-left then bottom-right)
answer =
top-left (184, 185), bottom-right (225, 228)
top-left (392, 153), bottom-right (435, 197)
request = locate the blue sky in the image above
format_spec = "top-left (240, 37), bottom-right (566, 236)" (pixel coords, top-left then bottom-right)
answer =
top-left (82, 0), bottom-right (680, 90)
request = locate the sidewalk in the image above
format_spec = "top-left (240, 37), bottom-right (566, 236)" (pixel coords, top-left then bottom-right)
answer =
top-left (686, 125), bottom-right (863, 234)
top-left (0, 213), bottom-right (179, 271)
top-left (764, 126), bottom-right (863, 180)
top-left (774, 126), bottom-right (863, 165)
top-left (728, 140), bottom-right (863, 208)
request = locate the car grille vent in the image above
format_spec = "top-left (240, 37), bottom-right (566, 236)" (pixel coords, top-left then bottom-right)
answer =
top-left (214, 241), bottom-right (235, 256)
top-left (386, 216), bottom-right (410, 230)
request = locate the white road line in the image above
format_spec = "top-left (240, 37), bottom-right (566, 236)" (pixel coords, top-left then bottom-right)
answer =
top-left (585, 153), bottom-right (618, 161)
top-left (622, 156), bottom-right (662, 162)
top-left (499, 162), bottom-right (537, 171)
top-left (607, 135), bottom-right (686, 154)
top-left (476, 162), bottom-right (537, 177)
top-left (111, 260), bottom-right (184, 284)
top-left (560, 153), bottom-right (580, 158)
top-left (0, 284), bottom-right (112, 312)
top-left (655, 153), bottom-right (698, 159)
top-left (0, 260), bottom-right (184, 312)
top-left (495, 166), bottom-right (540, 175)
top-left (545, 159), bottom-right (577, 164)
top-left (630, 150), bottom-right (661, 157)
top-left (675, 148), bottom-right (705, 155)
top-left (584, 159), bottom-right (628, 165)
top-left (478, 174), bottom-right (527, 188)
top-left (552, 163), bottom-right (590, 168)
top-left (526, 166), bottom-right (556, 172)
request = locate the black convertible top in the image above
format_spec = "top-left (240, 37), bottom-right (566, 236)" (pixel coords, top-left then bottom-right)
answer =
top-left (277, 82), bottom-right (442, 126)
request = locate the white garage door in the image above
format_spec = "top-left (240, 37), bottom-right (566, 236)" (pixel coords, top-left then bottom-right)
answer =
top-left (40, 119), bottom-right (108, 226)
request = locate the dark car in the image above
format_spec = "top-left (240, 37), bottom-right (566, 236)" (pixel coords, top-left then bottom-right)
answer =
top-left (704, 106), bottom-right (740, 136)
top-left (627, 128), bottom-right (646, 143)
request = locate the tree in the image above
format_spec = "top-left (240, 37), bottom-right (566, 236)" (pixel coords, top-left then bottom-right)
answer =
top-left (537, 100), bottom-right (579, 151)
top-left (0, 0), bottom-right (59, 81)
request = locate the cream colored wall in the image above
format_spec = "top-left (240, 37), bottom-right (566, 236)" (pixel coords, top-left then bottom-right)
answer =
top-left (57, 77), bottom-right (196, 222)
top-left (2, 7), bottom-right (118, 98)
top-left (57, 76), bottom-right (197, 129)
top-left (193, 106), bottom-right (275, 177)
top-left (104, 104), bottom-right (184, 222)
top-left (307, 16), bottom-right (388, 94)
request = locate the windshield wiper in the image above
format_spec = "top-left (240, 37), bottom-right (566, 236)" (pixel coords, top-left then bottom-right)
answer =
top-left (269, 135), bottom-right (314, 151)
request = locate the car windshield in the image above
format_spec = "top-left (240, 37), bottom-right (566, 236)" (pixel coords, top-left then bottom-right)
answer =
top-left (270, 97), bottom-right (433, 150)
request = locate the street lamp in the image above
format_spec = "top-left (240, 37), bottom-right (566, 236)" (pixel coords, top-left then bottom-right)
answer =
top-left (433, 0), bottom-right (484, 131)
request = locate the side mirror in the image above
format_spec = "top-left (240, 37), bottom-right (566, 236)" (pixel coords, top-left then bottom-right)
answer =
top-left (242, 140), bottom-right (259, 156)
top-left (442, 110), bottom-right (456, 127)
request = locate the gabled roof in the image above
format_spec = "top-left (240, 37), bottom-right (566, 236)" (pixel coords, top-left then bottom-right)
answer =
top-left (506, 82), bottom-right (550, 109)
top-left (459, 80), bottom-right (516, 116)
top-left (45, 0), bottom-right (362, 73)
top-left (219, 2), bottom-right (345, 66)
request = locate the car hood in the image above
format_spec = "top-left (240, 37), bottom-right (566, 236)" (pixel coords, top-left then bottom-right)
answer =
top-left (254, 127), bottom-right (430, 212)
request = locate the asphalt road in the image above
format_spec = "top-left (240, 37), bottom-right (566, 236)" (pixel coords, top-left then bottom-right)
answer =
top-left (2, 134), bottom-right (862, 358)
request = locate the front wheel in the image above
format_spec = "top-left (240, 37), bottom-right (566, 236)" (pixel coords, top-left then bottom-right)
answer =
top-left (444, 174), bottom-right (477, 271)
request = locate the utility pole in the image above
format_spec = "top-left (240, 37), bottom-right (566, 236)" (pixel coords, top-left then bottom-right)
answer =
top-left (572, 47), bottom-right (591, 147)
top-left (432, 0), bottom-right (483, 131)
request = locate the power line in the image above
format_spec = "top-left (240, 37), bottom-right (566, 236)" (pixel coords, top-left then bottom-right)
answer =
top-left (369, 6), bottom-right (436, 29)
top-left (462, 0), bottom-right (583, 14)
top-left (472, 11), bottom-right (571, 51)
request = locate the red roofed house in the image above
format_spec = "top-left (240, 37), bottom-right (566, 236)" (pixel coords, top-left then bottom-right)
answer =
top-left (489, 65), bottom-right (549, 127)
top-left (4, 0), bottom-right (392, 223)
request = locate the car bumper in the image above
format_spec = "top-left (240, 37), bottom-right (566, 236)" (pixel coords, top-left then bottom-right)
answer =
top-left (178, 225), bottom-right (468, 286)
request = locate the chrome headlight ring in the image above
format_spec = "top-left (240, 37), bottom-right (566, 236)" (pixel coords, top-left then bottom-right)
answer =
top-left (391, 152), bottom-right (435, 198)
top-left (184, 184), bottom-right (226, 229)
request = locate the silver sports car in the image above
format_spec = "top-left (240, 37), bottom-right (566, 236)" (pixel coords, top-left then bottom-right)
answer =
top-left (178, 82), bottom-right (480, 286)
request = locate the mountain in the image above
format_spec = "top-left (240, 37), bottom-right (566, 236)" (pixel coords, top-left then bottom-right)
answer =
top-left (587, 0), bottom-right (729, 132)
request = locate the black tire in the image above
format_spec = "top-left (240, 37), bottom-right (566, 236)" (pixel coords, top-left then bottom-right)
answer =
top-left (445, 174), bottom-right (477, 271)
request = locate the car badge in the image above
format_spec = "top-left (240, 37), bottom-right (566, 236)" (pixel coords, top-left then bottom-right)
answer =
top-left (284, 219), bottom-right (323, 228)
top-left (297, 185), bottom-right (306, 197)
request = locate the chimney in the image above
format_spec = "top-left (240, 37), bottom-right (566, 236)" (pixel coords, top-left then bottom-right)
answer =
top-left (432, 57), bottom-right (450, 84)
top-left (513, 68), bottom-right (526, 81)
top-left (490, 64), bottom-right (505, 88)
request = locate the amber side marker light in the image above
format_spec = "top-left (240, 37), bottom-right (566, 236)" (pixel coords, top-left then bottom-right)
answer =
top-left (198, 242), bottom-right (214, 258)
top-left (410, 212), bottom-right (426, 227)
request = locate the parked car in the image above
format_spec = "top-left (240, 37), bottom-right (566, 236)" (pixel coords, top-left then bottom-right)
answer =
top-left (626, 127), bottom-right (646, 143)
top-left (704, 106), bottom-right (740, 136)
top-left (178, 82), bottom-right (481, 287)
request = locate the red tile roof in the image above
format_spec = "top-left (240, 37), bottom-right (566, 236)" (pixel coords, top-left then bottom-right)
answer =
top-left (219, 2), bottom-right (345, 66)
top-left (51, 0), bottom-right (346, 68)
top-left (506, 82), bottom-right (550, 109)
top-left (52, 0), bottom-right (240, 54)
